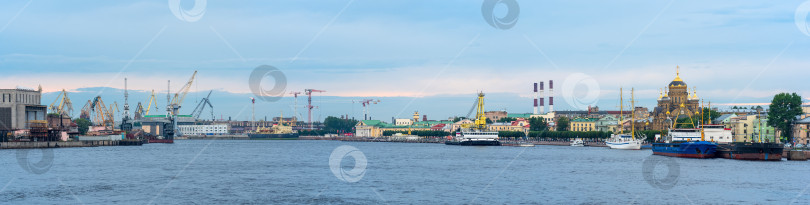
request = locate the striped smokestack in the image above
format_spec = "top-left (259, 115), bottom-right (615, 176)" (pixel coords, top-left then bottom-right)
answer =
top-left (539, 82), bottom-right (545, 114)
top-left (533, 83), bottom-right (538, 114)
top-left (549, 80), bottom-right (554, 113)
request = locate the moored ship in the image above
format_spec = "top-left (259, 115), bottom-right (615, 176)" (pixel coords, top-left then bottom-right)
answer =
top-left (716, 142), bottom-right (783, 161)
top-left (247, 113), bottom-right (299, 140)
top-left (606, 88), bottom-right (646, 150)
top-left (445, 92), bottom-right (501, 146)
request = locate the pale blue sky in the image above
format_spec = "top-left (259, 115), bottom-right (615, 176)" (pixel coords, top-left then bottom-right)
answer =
top-left (2, 0), bottom-right (809, 120)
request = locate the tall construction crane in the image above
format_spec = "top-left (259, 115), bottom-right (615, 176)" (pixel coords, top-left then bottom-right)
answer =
top-left (190, 90), bottom-right (214, 120)
top-left (289, 91), bottom-right (302, 126)
top-left (48, 89), bottom-right (73, 117)
top-left (305, 89), bottom-right (325, 129)
top-left (168, 71), bottom-right (197, 116)
top-left (358, 99), bottom-right (380, 120)
top-left (145, 89), bottom-right (159, 115)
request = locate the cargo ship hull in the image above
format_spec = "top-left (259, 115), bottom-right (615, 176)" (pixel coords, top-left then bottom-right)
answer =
top-left (716, 142), bottom-right (783, 161)
top-left (652, 141), bottom-right (717, 158)
top-left (247, 133), bottom-right (299, 140)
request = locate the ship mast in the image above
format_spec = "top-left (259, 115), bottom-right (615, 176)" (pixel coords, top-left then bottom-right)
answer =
top-left (697, 99), bottom-right (700, 141)
top-left (618, 87), bottom-right (623, 134)
top-left (631, 88), bottom-right (635, 140)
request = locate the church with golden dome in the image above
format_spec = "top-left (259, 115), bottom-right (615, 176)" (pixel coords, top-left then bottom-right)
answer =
top-left (651, 66), bottom-right (701, 130)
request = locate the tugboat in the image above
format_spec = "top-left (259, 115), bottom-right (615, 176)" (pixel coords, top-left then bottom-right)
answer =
top-left (606, 88), bottom-right (646, 150)
top-left (652, 101), bottom-right (717, 158)
top-left (445, 92), bottom-right (501, 146)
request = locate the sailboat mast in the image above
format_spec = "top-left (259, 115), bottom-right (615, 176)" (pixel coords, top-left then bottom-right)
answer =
top-left (618, 87), bottom-right (623, 134)
top-left (631, 88), bottom-right (635, 140)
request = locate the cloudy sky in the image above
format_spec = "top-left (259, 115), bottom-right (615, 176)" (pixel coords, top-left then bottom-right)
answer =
top-left (2, 0), bottom-right (809, 121)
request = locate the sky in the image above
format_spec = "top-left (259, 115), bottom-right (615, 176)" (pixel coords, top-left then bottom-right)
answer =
top-left (2, 0), bottom-right (810, 121)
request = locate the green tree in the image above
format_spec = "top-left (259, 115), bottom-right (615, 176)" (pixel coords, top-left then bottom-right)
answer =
top-left (556, 117), bottom-right (570, 131)
top-left (767, 93), bottom-right (803, 143)
top-left (701, 107), bottom-right (720, 124)
top-left (74, 118), bottom-right (91, 135)
top-left (497, 117), bottom-right (517, 123)
top-left (529, 117), bottom-right (548, 131)
top-left (323, 116), bottom-right (358, 134)
top-left (485, 118), bottom-right (493, 124)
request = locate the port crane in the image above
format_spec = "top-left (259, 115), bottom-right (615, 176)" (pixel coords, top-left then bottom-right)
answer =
top-left (168, 71), bottom-right (197, 116)
top-left (190, 90), bottom-right (214, 120)
top-left (135, 102), bottom-right (145, 119)
top-left (165, 71), bottom-right (197, 138)
top-left (305, 89), bottom-right (325, 129)
top-left (460, 92), bottom-right (487, 130)
top-left (145, 89), bottom-right (159, 115)
top-left (80, 100), bottom-right (92, 120)
top-left (89, 96), bottom-right (113, 130)
top-left (48, 89), bottom-right (73, 117)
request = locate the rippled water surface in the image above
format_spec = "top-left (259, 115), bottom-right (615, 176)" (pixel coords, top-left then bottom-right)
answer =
top-left (1, 140), bottom-right (810, 204)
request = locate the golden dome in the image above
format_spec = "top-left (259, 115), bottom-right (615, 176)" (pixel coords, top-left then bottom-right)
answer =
top-left (669, 66), bottom-right (686, 87)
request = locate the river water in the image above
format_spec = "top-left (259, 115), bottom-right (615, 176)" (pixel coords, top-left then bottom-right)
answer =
top-left (1, 140), bottom-right (810, 204)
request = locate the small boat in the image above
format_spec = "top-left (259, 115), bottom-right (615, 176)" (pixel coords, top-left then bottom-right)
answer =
top-left (570, 138), bottom-right (584, 147)
top-left (517, 142), bottom-right (535, 147)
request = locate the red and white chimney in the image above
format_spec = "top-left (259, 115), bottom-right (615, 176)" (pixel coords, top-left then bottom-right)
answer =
top-left (539, 82), bottom-right (545, 114)
top-left (533, 83), bottom-right (538, 114)
top-left (549, 80), bottom-right (554, 113)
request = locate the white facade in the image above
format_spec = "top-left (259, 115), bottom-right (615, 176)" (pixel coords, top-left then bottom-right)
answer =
top-left (178, 124), bottom-right (230, 135)
top-left (394, 119), bottom-right (413, 126)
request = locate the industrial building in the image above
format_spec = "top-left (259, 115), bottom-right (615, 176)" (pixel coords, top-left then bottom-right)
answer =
top-left (0, 87), bottom-right (46, 131)
top-left (178, 124), bottom-right (229, 135)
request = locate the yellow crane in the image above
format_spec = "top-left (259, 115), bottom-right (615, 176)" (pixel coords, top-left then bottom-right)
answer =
top-left (169, 71), bottom-right (197, 115)
top-left (473, 92), bottom-right (487, 130)
top-left (107, 101), bottom-right (119, 127)
top-left (48, 89), bottom-right (73, 117)
top-left (90, 96), bottom-right (111, 129)
top-left (145, 89), bottom-right (159, 115)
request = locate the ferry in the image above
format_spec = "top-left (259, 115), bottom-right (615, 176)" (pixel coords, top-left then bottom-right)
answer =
top-left (445, 130), bottom-right (500, 146)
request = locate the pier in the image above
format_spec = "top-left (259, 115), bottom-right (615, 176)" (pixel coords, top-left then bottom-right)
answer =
top-left (0, 140), bottom-right (144, 149)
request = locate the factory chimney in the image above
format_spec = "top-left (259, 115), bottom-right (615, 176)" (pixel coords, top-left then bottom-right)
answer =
top-left (533, 83), bottom-right (538, 114)
top-left (549, 80), bottom-right (554, 113)
top-left (539, 82), bottom-right (545, 114)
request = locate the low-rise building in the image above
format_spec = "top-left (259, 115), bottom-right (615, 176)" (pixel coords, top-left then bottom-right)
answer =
top-left (792, 116), bottom-right (810, 145)
top-left (178, 124), bottom-right (230, 135)
top-left (485, 111), bottom-right (508, 122)
top-left (570, 118), bottom-right (598, 132)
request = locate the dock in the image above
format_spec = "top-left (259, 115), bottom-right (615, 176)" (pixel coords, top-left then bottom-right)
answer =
top-left (0, 140), bottom-right (145, 149)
